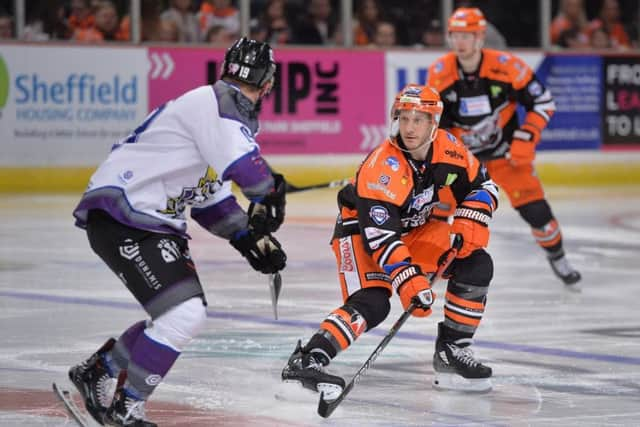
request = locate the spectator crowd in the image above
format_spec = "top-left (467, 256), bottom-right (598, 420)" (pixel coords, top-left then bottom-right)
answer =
top-left (0, 0), bottom-right (638, 50)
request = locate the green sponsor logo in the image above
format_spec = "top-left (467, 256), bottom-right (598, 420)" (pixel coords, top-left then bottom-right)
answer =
top-left (0, 55), bottom-right (8, 108)
top-left (490, 85), bottom-right (502, 98)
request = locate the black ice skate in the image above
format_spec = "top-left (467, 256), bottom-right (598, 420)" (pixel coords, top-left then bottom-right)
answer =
top-left (103, 370), bottom-right (157, 427)
top-left (281, 340), bottom-right (345, 401)
top-left (433, 324), bottom-right (492, 392)
top-left (548, 250), bottom-right (581, 286)
top-left (69, 337), bottom-right (118, 424)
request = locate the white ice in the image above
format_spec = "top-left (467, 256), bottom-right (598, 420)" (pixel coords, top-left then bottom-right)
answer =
top-left (1, 186), bottom-right (640, 426)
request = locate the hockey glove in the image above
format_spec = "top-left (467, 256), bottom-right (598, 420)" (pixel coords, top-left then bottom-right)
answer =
top-left (389, 263), bottom-right (434, 317)
top-left (230, 229), bottom-right (287, 274)
top-left (248, 173), bottom-right (286, 235)
top-left (509, 127), bottom-right (539, 166)
top-left (451, 191), bottom-right (494, 258)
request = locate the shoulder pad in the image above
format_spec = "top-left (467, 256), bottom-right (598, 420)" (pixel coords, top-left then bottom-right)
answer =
top-left (431, 129), bottom-right (469, 168)
top-left (480, 49), bottom-right (533, 89)
top-left (428, 53), bottom-right (458, 91)
top-left (356, 141), bottom-right (412, 205)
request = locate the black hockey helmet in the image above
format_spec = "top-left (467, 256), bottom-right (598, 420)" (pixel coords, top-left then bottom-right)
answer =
top-left (221, 37), bottom-right (276, 89)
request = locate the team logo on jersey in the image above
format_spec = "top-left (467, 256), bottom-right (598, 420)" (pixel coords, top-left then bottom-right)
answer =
top-left (434, 61), bottom-right (444, 73)
top-left (446, 131), bottom-right (457, 142)
top-left (385, 156), bottom-right (400, 171)
top-left (528, 81), bottom-right (543, 96)
top-left (410, 185), bottom-right (434, 211)
top-left (378, 174), bottom-right (390, 186)
top-left (159, 167), bottom-right (222, 218)
top-left (369, 205), bottom-right (390, 225)
top-left (498, 54), bottom-right (509, 64)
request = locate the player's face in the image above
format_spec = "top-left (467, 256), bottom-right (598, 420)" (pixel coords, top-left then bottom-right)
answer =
top-left (398, 110), bottom-right (436, 152)
top-left (449, 31), bottom-right (482, 60)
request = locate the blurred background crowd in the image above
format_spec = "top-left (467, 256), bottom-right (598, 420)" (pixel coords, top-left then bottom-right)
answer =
top-left (0, 0), bottom-right (638, 50)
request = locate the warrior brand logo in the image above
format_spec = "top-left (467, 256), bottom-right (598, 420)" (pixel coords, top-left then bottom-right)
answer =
top-left (119, 240), bottom-right (140, 260)
top-left (391, 266), bottom-right (417, 291)
top-left (0, 55), bottom-right (8, 111)
top-left (145, 374), bottom-right (162, 386)
top-left (158, 239), bottom-right (181, 263)
top-left (339, 237), bottom-right (355, 272)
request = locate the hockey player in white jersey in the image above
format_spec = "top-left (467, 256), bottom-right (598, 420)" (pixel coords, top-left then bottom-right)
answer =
top-left (68, 38), bottom-right (286, 426)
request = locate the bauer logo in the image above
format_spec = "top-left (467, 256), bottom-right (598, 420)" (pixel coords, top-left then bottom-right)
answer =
top-left (0, 55), bottom-right (8, 109)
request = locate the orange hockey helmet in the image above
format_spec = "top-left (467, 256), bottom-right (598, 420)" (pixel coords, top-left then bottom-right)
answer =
top-left (391, 84), bottom-right (443, 122)
top-left (447, 7), bottom-right (487, 33)
top-left (390, 84), bottom-right (443, 143)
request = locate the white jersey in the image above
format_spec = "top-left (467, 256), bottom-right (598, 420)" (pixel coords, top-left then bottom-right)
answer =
top-left (73, 81), bottom-right (273, 238)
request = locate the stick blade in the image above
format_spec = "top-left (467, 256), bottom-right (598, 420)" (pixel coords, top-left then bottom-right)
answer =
top-left (269, 272), bottom-right (282, 319)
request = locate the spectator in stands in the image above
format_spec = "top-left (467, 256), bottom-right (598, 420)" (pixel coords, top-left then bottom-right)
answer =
top-left (353, 0), bottom-right (383, 46)
top-left (252, 0), bottom-right (290, 45)
top-left (73, 1), bottom-right (127, 42)
top-left (590, 25), bottom-right (612, 48)
top-left (119, 0), bottom-right (165, 41)
top-left (205, 23), bottom-right (236, 45)
top-left (371, 20), bottom-right (396, 47)
top-left (0, 10), bottom-right (12, 39)
top-left (419, 18), bottom-right (445, 47)
top-left (199, 0), bottom-right (240, 40)
top-left (585, 0), bottom-right (630, 50)
top-left (161, 0), bottom-right (200, 43)
top-left (550, 0), bottom-right (588, 45)
top-left (557, 26), bottom-right (589, 48)
top-left (290, 0), bottom-right (338, 45)
top-left (156, 18), bottom-right (180, 43)
top-left (67, 0), bottom-right (96, 38)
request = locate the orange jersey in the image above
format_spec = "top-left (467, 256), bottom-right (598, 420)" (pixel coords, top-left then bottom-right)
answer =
top-left (427, 50), bottom-right (555, 161)
top-left (333, 129), bottom-right (497, 270)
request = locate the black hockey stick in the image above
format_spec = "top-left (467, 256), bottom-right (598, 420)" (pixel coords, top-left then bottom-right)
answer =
top-left (284, 178), bottom-right (351, 194)
top-left (317, 235), bottom-right (463, 418)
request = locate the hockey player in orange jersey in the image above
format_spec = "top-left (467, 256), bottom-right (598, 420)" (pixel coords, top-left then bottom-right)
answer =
top-left (282, 84), bottom-right (500, 395)
top-left (427, 7), bottom-right (581, 287)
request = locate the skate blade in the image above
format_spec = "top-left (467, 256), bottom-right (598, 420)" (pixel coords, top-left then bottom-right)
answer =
top-left (279, 379), bottom-right (343, 401)
top-left (433, 372), bottom-right (492, 393)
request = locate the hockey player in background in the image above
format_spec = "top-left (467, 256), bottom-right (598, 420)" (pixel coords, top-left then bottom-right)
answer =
top-left (282, 84), bottom-right (499, 397)
top-left (69, 38), bottom-right (286, 426)
top-left (427, 7), bottom-right (581, 287)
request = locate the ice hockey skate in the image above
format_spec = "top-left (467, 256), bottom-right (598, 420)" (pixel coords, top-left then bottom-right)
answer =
top-left (103, 370), bottom-right (157, 427)
top-left (432, 323), bottom-right (492, 392)
top-left (547, 250), bottom-right (581, 287)
top-left (68, 337), bottom-right (118, 424)
top-left (281, 340), bottom-right (345, 401)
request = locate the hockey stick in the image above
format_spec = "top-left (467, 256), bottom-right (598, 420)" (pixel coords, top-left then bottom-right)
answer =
top-left (269, 272), bottom-right (283, 320)
top-left (317, 235), bottom-right (463, 418)
top-left (284, 178), bottom-right (351, 194)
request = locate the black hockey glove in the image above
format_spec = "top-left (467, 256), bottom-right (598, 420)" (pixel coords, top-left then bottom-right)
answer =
top-left (230, 229), bottom-right (287, 274)
top-left (248, 173), bottom-right (286, 235)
